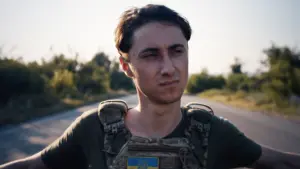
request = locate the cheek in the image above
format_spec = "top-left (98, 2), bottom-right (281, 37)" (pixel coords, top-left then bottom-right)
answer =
top-left (175, 57), bottom-right (189, 85)
top-left (134, 66), bottom-right (156, 83)
top-left (174, 57), bottom-right (188, 72)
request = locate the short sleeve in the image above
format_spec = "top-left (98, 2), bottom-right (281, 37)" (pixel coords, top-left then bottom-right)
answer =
top-left (40, 116), bottom-right (88, 169)
top-left (221, 119), bottom-right (262, 168)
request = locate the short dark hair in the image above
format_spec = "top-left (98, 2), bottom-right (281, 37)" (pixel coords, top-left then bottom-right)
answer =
top-left (114, 4), bottom-right (192, 59)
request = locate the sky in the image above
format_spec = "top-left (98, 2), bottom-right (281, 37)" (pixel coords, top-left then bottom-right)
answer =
top-left (0, 0), bottom-right (299, 75)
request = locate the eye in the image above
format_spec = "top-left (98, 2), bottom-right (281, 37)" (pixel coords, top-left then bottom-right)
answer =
top-left (175, 49), bottom-right (183, 53)
top-left (172, 47), bottom-right (184, 55)
top-left (142, 52), bottom-right (158, 58)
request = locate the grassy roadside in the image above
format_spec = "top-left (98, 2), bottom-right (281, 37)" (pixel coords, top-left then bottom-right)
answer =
top-left (0, 90), bottom-right (134, 128)
top-left (198, 89), bottom-right (300, 119)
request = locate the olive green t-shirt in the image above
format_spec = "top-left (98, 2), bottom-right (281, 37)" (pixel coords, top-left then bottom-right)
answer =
top-left (41, 108), bottom-right (262, 169)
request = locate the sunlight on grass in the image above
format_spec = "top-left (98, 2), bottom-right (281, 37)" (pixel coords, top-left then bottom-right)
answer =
top-left (63, 98), bottom-right (84, 106)
top-left (198, 89), bottom-right (299, 118)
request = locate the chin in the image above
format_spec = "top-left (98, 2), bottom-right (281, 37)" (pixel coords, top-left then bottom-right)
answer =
top-left (149, 90), bottom-right (183, 105)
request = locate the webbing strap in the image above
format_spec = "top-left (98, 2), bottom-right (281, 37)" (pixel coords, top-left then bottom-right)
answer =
top-left (98, 100), bottom-right (130, 169)
top-left (184, 118), bottom-right (211, 169)
top-left (183, 103), bottom-right (213, 169)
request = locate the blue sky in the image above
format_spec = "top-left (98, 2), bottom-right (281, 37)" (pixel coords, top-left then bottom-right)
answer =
top-left (0, 0), bottom-right (299, 75)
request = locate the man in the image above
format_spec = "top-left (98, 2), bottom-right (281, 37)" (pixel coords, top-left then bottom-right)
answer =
top-left (1, 4), bottom-right (299, 169)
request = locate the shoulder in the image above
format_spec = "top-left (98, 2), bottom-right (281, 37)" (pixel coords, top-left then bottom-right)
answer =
top-left (183, 102), bottom-right (237, 135)
top-left (80, 107), bottom-right (100, 122)
top-left (183, 103), bottom-right (214, 122)
top-left (183, 102), bottom-right (228, 125)
top-left (74, 99), bottom-right (128, 131)
top-left (71, 107), bottom-right (100, 128)
top-left (60, 107), bottom-right (103, 140)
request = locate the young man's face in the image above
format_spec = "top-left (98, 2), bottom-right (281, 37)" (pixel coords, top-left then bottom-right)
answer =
top-left (121, 21), bottom-right (189, 104)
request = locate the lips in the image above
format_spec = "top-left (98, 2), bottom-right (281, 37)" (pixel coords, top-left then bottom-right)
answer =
top-left (159, 80), bottom-right (179, 86)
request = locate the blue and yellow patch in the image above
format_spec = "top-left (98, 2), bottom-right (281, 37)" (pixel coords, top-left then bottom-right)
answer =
top-left (127, 157), bottom-right (159, 169)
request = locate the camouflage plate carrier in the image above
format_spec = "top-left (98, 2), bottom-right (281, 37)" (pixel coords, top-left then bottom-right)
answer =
top-left (98, 100), bottom-right (214, 169)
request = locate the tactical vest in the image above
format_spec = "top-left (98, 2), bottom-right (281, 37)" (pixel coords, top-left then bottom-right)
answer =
top-left (98, 100), bottom-right (214, 169)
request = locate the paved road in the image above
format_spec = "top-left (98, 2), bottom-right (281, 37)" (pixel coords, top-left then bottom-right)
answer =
top-left (1, 94), bottom-right (300, 165)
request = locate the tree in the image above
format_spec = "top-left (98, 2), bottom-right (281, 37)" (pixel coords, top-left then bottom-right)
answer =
top-left (261, 44), bottom-right (300, 96)
top-left (90, 52), bottom-right (111, 72)
top-left (230, 57), bottom-right (242, 74)
top-left (226, 57), bottom-right (250, 91)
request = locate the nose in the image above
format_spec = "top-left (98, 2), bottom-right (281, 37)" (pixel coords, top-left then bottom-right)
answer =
top-left (160, 52), bottom-right (175, 76)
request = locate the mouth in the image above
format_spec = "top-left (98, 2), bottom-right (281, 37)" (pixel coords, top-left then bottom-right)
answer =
top-left (159, 80), bottom-right (179, 86)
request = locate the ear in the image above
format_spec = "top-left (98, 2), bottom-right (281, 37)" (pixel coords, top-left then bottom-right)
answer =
top-left (119, 56), bottom-right (134, 78)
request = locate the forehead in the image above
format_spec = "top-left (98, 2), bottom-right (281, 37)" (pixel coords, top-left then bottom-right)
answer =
top-left (130, 22), bottom-right (187, 53)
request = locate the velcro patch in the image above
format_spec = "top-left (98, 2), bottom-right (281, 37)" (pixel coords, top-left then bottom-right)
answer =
top-left (127, 157), bottom-right (159, 169)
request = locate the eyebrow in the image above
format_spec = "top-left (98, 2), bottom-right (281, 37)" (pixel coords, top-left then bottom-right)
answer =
top-left (138, 43), bottom-right (185, 55)
top-left (169, 44), bottom-right (185, 50)
top-left (139, 48), bottom-right (159, 55)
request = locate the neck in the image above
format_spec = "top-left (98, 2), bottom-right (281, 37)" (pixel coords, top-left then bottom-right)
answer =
top-left (126, 94), bottom-right (183, 138)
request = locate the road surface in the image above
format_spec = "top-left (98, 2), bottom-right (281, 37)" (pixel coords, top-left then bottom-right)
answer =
top-left (1, 94), bottom-right (300, 165)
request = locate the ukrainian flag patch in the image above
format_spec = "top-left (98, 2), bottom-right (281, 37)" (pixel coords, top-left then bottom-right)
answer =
top-left (127, 157), bottom-right (159, 169)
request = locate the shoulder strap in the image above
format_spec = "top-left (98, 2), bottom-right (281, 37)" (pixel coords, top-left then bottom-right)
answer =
top-left (183, 102), bottom-right (214, 169)
top-left (97, 100), bottom-right (130, 168)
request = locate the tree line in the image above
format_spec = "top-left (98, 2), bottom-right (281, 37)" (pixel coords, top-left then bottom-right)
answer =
top-left (0, 50), bottom-right (135, 109)
top-left (186, 44), bottom-right (300, 109)
top-left (1, 43), bottom-right (299, 114)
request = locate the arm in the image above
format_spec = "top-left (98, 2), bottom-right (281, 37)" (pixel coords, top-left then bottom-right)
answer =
top-left (0, 152), bottom-right (48, 169)
top-left (216, 117), bottom-right (300, 169)
top-left (1, 114), bottom-right (88, 169)
top-left (251, 145), bottom-right (300, 169)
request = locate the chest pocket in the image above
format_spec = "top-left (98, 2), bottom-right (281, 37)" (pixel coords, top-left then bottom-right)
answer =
top-left (112, 136), bottom-right (201, 169)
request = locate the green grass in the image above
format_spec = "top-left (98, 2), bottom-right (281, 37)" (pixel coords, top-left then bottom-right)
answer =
top-left (198, 89), bottom-right (300, 119)
top-left (0, 91), bottom-right (132, 128)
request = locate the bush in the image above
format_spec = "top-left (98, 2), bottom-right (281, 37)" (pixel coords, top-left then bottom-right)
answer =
top-left (291, 68), bottom-right (300, 95)
top-left (234, 90), bottom-right (247, 99)
top-left (0, 59), bottom-right (46, 105)
top-left (186, 73), bottom-right (225, 94)
top-left (76, 66), bottom-right (110, 95)
top-left (226, 73), bottom-right (249, 92)
top-left (262, 82), bottom-right (290, 108)
top-left (50, 69), bottom-right (78, 97)
top-left (110, 71), bottom-right (135, 90)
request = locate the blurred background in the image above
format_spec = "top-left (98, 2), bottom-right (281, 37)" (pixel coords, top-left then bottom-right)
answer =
top-left (1, 0), bottom-right (299, 126)
top-left (0, 0), bottom-right (300, 126)
top-left (1, 0), bottom-right (300, 164)
top-left (1, 0), bottom-right (300, 124)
